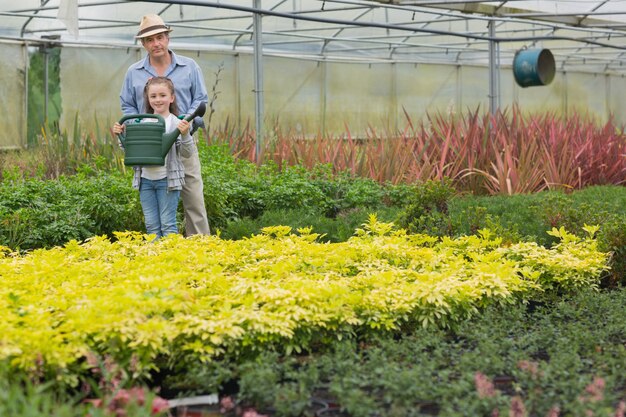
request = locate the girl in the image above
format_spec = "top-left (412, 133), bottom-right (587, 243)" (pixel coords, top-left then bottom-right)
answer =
top-left (113, 77), bottom-right (194, 239)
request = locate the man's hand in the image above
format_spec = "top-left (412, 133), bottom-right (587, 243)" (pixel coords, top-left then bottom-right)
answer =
top-left (191, 116), bottom-right (205, 135)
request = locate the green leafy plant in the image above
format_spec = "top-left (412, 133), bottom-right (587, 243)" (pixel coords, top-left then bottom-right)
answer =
top-left (0, 218), bottom-right (608, 386)
top-left (597, 216), bottom-right (626, 287)
top-left (0, 171), bottom-right (141, 250)
top-left (202, 288), bottom-right (626, 417)
top-left (397, 177), bottom-right (457, 236)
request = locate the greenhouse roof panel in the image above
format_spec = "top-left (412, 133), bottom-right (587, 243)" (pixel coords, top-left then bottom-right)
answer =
top-left (0, 0), bottom-right (625, 73)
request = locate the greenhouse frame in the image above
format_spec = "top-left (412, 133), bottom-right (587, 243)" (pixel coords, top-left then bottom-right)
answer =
top-left (1, 0), bottom-right (625, 149)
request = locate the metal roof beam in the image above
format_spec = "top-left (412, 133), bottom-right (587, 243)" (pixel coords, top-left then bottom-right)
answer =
top-left (369, 0), bottom-right (625, 28)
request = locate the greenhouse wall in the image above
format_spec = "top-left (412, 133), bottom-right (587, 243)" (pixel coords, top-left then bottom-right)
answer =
top-left (3, 41), bottom-right (626, 148)
top-left (0, 42), bottom-right (28, 149)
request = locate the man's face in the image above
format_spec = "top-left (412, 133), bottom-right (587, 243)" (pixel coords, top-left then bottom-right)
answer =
top-left (141, 32), bottom-right (170, 58)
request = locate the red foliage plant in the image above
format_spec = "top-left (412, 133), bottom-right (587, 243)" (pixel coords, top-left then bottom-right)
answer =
top-left (210, 106), bottom-right (626, 195)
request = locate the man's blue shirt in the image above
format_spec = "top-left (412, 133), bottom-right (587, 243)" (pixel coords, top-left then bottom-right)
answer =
top-left (120, 50), bottom-right (208, 116)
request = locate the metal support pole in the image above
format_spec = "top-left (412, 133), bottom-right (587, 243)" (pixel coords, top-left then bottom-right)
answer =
top-left (488, 20), bottom-right (498, 117)
top-left (253, 0), bottom-right (264, 164)
top-left (43, 47), bottom-right (49, 123)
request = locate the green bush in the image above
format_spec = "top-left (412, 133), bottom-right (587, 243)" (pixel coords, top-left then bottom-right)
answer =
top-left (597, 216), bottom-right (626, 287)
top-left (0, 178), bottom-right (92, 249)
top-left (200, 143), bottom-right (256, 225)
top-left (2, 140), bottom-right (624, 286)
top-left (450, 193), bottom-right (544, 243)
top-left (0, 170), bottom-right (142, 250)
top-left (172, 288), bottom-right (626, 417)
top-left (259, 163), bottom-right (332, 213)
top-left (0, 366), bottom-right (163, 417)
top-left (396, 178), bottom-right (457, 237)
top-left (0, 378), bottom-right (81, 417)
top-left (449, 186), bottom-right (626, 285)
top-left (220, 206), bottom-right (401, 242)
top-left (70, 170), bottom-right (143, 237)
top-left (382, 181), bottom-right (415, 207)
top-left (0, 143), bottom-right (402, 250)
top-left (200, 144), bottom-right (398, 229)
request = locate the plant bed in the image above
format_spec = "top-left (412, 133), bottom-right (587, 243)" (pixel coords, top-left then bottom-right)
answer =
top-left (164, 288), bottom-right (625, 417)
top-left (0, 214), bottom-right (617, 417)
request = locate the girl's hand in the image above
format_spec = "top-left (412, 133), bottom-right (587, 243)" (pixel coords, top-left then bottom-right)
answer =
top-left (177, 119), bottom-right (190, 135)
top-left (112, 122), bottom-right (125, 135)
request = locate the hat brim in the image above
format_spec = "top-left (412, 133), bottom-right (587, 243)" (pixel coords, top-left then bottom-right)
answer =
top-left (135, 26), bottom-right (173, 39)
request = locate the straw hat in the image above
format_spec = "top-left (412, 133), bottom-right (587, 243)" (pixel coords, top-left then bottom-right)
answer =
top-left (135, 14), bottom-right (172, 39)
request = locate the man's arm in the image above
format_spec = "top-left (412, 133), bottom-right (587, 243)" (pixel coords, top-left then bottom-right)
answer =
top-left (120, 70), bottom-right (141, 115)
top-left (188, 60), bottom-right (209, 114)
top-left (187, 61), bottom-right (209, 135)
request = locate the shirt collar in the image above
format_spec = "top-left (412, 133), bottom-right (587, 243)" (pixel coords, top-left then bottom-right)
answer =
top-left (139, 50), bottom-right (188, 71)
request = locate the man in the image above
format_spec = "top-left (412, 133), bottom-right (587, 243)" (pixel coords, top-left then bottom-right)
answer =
top-left (120, 14), bottom-right (210, 235)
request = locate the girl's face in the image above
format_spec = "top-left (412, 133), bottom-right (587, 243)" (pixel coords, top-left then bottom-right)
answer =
top-left (147, 83), bottom-right (174, 116)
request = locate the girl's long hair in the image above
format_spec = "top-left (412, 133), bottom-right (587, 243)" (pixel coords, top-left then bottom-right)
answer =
top-left (143, 76), bottom-right (179, 116)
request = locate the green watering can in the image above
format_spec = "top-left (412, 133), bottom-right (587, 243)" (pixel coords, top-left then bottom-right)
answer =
top-left (117, 103), bottom-right (206, 166)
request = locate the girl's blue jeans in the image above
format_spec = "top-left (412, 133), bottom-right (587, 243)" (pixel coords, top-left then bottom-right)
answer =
top-left (139, 178), bottom-right (180, 239)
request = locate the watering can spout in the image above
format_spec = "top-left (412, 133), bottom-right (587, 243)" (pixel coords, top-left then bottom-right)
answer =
top-left (161, 102), bottom-right (207, 158)
top-left (117, 103), bottom-right (207, 166)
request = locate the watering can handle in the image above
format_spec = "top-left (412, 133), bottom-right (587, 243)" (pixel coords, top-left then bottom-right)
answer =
top-left (173, 102), bottom-right (207, 136)
top-left (185, 102), bottom-right (207, 122)
top-left (118, 113), bottom-right (166, 125)
top-left (116, 114), bottom-right (166, 147)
